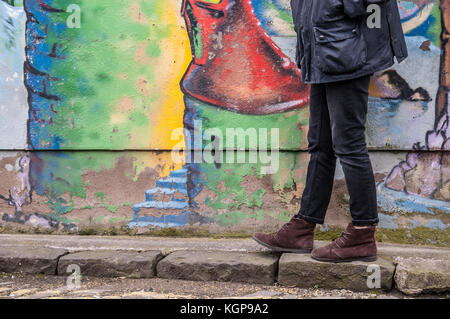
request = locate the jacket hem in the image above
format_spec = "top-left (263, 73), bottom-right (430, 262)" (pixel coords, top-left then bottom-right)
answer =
top-left (301, 58), bottom-right (395, 84)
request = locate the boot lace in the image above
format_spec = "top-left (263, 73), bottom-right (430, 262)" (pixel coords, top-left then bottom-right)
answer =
top-left (277, 220), bottom-right (293, 234)
top-left (274, 219), bottom-right (294, 240)
top-left (334, 231), bottom-right (352, 248)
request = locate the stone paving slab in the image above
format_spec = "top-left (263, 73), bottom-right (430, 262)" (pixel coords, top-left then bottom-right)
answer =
top-left (394, 257), bottom-right (450, 295)
top-left (57, 250), bottom-right (163, 278)
top-left (278, 254), bottom-right (395, 292)
top-left (0, 235), bottom-right (449, 294)
top-left (0, 234), bottom-right (448, 259)
top-left (156, 250), bottom-right (278, 285)
top-left (0, 246), bottom-right (67, 275)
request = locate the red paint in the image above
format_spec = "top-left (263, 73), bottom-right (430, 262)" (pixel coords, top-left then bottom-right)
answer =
top-left (181, 0), bottom-right (309, 115)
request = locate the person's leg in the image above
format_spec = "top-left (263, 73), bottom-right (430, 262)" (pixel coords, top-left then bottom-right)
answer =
top-left (311, 75), bottom-right (378, 263)
top-left (324, 75), bottom-right (378, 226)
top-left (252, 84), bottom-right (339, 253)
top-left (296, 83), bottom-right (337, 224)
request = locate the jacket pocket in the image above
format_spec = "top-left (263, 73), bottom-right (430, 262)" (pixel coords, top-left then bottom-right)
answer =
top-left (313, 21), bottom-right (367, 74)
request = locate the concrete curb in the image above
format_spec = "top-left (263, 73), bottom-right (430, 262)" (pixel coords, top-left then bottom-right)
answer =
top-left (156, 250), bottom-right (278, 285)
top-left (0, 246), bottom-right (68, 275)
top-left (57, 250), bottom-right (164, 278)
top-left (0, 234), bottom-right (448, 295)
top-left (278, 254), bottom-right (395, 292)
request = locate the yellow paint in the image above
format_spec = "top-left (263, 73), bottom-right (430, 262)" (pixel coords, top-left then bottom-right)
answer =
top-left (130, 1), bottom-right (191, 176)
top-left (146, 0), bottom-right (191, 151)
top-left (128, 1), bottom-right (190, 146)
top-left (132, 151), bottom-right (185, 180)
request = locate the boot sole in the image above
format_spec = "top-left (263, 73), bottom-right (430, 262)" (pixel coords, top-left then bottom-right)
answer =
top-left (252, 236), bottom-right (312, 254)
top-left (310, 255), bottom-right (378, 263)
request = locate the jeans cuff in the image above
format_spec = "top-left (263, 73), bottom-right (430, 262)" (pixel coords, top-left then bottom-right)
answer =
top-left (351, 217), bottom-right (379, 226)
top-left (296, 213), bottom-right (323, 224)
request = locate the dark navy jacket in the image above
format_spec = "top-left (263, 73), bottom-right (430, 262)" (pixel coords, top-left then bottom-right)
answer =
top-left (290, 0), bottom-right (408, 84)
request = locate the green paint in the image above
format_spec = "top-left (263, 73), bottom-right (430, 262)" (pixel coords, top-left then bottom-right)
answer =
top-left (95, 216), bottom-right (105, 223)
top-left (4, 0), bottom-right (23, 7)
top-left (40, 0), bottom-right (174, 149)
top-left (185, 3), bottom-right (203, 60)
top-left (95, 191), bottom-right (119, 213)
top-left (184, 96), bottom-right (308, 225)
top-left (249, 189), bottom-right (265, 208)
top-left (199, 151), bottom-right (299, 224)
top-left (46, 214), bottom-right (74, 225)
top-left (48, 196), bottom-right (74, 214)
top-left (109, 217), bottom-right (118, 223)
top-left (190, 97), bottom-right (309, 150)
top-left (34, 152), bottom-right (117, 215)
top-left (426, 3), bottom-right (442, 48)
top-left (103, 204), bottom-right (119, 213)
top-left (95, 191), bottom-right (105, 202)
top-left (266, 0), bottom-right (294, 29)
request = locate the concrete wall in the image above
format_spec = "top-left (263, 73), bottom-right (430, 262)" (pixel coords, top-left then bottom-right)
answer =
top-left (0, 0), bottom-right (448, 241)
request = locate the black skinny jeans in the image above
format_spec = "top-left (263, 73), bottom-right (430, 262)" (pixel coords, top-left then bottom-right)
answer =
top-left (296, 75), bottom-right (379, 226)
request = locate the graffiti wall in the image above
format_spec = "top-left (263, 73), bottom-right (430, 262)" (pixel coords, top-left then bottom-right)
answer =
top-left (0, 0), bottom-right (448, 242)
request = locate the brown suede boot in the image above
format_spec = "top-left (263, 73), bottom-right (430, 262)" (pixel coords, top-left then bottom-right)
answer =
top-left (311, 223), bottom-right (377, 263)
top-left (252, 216), bottom-right (316, 253)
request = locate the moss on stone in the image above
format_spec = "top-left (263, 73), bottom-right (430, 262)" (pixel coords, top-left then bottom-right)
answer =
top-left (376, 227), bottom-right (450, 247)
top-left (0, 223), bottom-right (448, 247)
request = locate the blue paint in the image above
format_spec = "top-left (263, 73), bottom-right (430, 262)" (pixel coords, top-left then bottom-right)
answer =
top-left (378, 182), bottom-right (450, 215)
top-left (252, 0), bottom-right (276, 35)
top-left (129, 166), bottom-right (191, 228)
top-left (128, 210), bottom-right (190, 229)
top-left (156, 176), bottom-right (188, 192)
top-left (133, 200), bottom-right (188, 212)
top-left (24, 0), bottom-right (71, 149)
top-left (145, 187), bottom-right (187, 202)
top-left (168, 167), bottom-right (188, 178)
top-left (408, 219), bottom-right (449, 230)
top-left (423, 219), bottom-right (449, 230)
top-left (378, 213), bottom-right (399, 229)
top-left (367, 96), bottom-right (432, 149)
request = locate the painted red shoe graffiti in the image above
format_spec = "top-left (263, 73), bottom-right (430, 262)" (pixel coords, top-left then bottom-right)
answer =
top-left (180, 0), bottom-right (309, 115)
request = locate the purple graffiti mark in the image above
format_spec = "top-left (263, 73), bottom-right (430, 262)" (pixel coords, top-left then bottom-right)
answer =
top-left (0, 154), bottom-right (32, 212)
top-left (36, 0), bottom-right (65, 13)
top-left (2, 210), bottom-right (77, 231)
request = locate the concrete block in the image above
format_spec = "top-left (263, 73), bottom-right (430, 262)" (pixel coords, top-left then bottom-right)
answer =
top-left (156, 250), bottom-right (278, 285)
top-left (278, 253), bottom-right (395, 291)
top-left (57, 250), bottom-right (163, 278)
